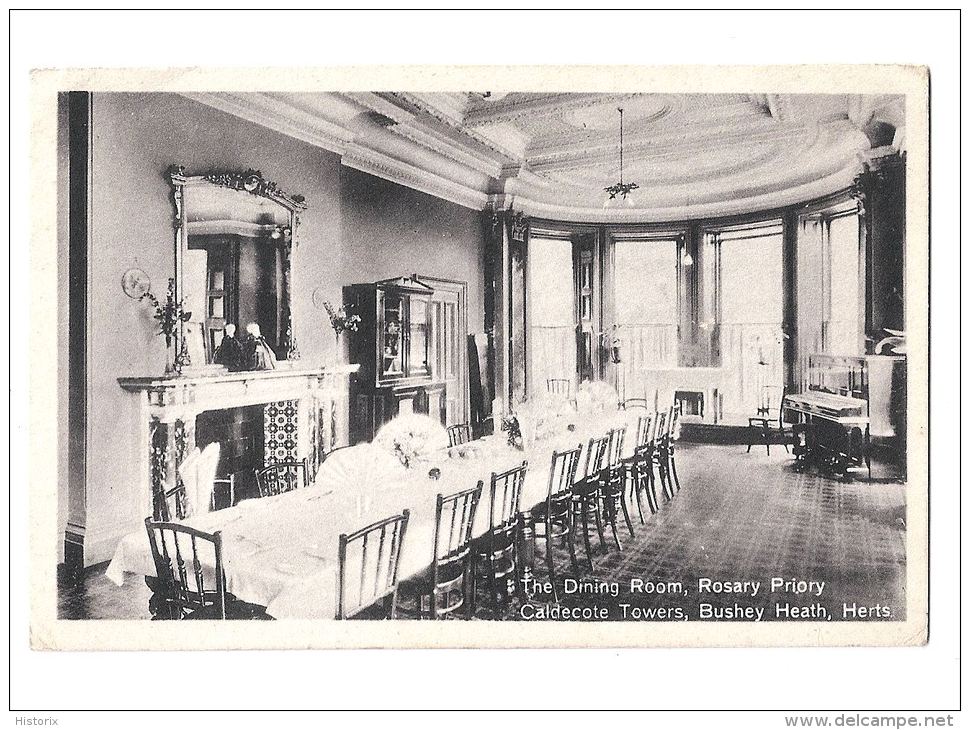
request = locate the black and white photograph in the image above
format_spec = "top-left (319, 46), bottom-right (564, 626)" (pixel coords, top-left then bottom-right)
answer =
top-left (11, 7), bottom-right (956, 720)
top-left (37, 75), bottom-right (926, 644)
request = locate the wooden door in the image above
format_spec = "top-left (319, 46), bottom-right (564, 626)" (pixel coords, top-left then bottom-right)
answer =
top-left (417, 277), bottom-right (468, 427)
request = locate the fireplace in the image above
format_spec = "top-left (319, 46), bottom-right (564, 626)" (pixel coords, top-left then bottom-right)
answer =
top-left (119, 365), bottom-right (358, 521)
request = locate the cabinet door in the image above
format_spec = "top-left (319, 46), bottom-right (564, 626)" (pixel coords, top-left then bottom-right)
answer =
top-left (379, 289), bottom-right (404, 380)
top-left (407, 295), bottom-right (431, 378)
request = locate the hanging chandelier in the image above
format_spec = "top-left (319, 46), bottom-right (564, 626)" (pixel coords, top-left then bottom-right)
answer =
top-left (603, 107), bottom-right (639, 207)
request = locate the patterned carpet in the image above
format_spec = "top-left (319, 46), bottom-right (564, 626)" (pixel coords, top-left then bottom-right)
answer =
top-left (58, 443), bottom-right (907, 622)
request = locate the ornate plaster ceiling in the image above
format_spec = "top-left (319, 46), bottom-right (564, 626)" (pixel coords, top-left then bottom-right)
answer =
top-left (184, 90), bottom-right (905, 222)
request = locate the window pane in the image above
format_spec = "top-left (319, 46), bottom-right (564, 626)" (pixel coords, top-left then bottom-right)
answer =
top-left (827, 215), bottom-right (861, 354)
top-left (209, 296), bottom-right (224, 319)
top-left (528, 237), bottom-right (576, 396)
top-left (615, 240), bottom-right (678, 325)
top-left (711, 225), bottom-right (784, 423)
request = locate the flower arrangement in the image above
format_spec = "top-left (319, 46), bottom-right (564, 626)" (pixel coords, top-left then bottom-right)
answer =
top-left (576, 380), bottom-right (620, 413)
top-left (140, 278), bottom-right (191, 350)
top-left (501, 414), bottom-right (523, 450)
top-left (374, 413), bottom-right (448, 468)
top-left (323, 301), bottom-right (362, 336)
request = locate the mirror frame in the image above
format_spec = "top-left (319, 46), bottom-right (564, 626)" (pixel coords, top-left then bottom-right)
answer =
top-left (167, 165), bottom-right (308, 369)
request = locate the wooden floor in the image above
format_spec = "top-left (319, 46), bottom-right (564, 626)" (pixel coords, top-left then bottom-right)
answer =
top-left (58, 443), bottom-right (907, 621)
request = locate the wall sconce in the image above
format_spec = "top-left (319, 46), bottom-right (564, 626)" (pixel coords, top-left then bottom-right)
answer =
top-left (682, 252), bottom-right (694, 266)
top-left (270, 225), bottom-right (292, 241)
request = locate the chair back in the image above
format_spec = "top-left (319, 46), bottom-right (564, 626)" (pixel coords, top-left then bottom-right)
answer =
top-left (487, 461), bottom-right (528, 533)
top-left (433, 484), bottom-right (482, 565)
top-left (654, 410), bottom-right (668, 444)
top-left (547, 445), bottom-right (583, 500)
top-left (634, 415), bottom-right (653, 450)
top-left (607, 426), bottom-right (627, 468)
top-left (758, 385), bottom-right (785, 418)
top-left (622, 398), bottom-right (650, 412)
top-left (255, 459), bottom-right (308, 498)
top-left (578, 434), bottom-right (610, 481)
top-left (144, 518), bottom-right (226, 619)
top-left (446, 423), bottom-right (473, 448)
top-left (547, 378), bottom-right (572, 399)
top-left (336, 510), bottom-right (410, 620)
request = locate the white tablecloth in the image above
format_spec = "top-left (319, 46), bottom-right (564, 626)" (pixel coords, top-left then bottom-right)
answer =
top-left (105, 409), bottom-right (639, 620)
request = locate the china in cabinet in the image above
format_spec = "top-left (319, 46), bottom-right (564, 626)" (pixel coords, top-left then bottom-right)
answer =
top-left (345, 276), bottom-right (445, 442)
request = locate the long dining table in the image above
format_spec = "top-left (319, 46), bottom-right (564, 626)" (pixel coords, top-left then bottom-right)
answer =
top-left (106, 407), bottom-right (641, 620)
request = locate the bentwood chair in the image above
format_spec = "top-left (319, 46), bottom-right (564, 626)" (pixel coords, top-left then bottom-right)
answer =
top-left (599, 426), bottom-right (635, 549)
top-left (336, 510), bottom-right (411, 620)
top-left (747, 385), bottom-right (792, 456)
top-left (661, 405), bottom-right (683, 493)
top-left (570, 434), bottom-right (610, 570)
top-left (419, 484), bottom-right (483, 619)
top-left (547, 378), bottom-right (572, 399)
top-left (446, 423), bottom-right (473, 448)
top-left (531, 445), bottom-right (583, 598)
top-left (255, 459), bottom-right (309, 498)
top-left (624, 414), bottom-right (655, 523)
top-left (474, 461), bottom-right (528, 618)
top-left (652, 410), bottom-right (674, 502)
top-left (144, 518), bottom-right (264, 620)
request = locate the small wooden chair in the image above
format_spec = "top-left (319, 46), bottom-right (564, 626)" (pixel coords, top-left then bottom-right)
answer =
top-left (474, 461), bottom-right (528, 618)
top-left (420, 484), bottom-right (482, 619)
top-left (531, 445), bottom-right (583, 598)
top-left (255, 459), bottom-right (308, 498)
top-left (547, 378), bottom-right (572, 399)
top-left (652, 410), bottom-right (674, 501)
top-left (624, 414), bottom-right (654, 523)
top-left (446, 423), bottom-right (473, 448)
top-left (747, 385), bottom-right (792, 456)
top-left (336, 510), bottom-right (411, 620)
top-left (144, 518), bottom-right (263, 620)
top-left (569, 435), bottom-right (610, 570)
top-left (599, 425), bottom-right (634, 549)
top-left (662, 405), bottom-right (683, 493)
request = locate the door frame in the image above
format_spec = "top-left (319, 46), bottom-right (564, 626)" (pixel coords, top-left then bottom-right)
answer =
top-left (413, 274), bottom-right (469, 425)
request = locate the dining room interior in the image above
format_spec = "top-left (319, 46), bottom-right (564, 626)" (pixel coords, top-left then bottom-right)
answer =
top-left (56, 90), bottom-right (909, 623)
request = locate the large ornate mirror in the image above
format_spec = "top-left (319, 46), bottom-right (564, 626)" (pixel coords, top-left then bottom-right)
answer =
top-left (168, 166), bottom-right (307, 370)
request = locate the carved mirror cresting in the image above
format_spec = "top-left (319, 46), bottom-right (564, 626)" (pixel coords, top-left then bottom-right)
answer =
top-left (167, 166), bottom-right (307, 372)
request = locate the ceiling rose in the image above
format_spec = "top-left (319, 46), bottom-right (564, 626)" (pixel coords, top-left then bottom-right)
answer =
top-left (563, 94), bottom-right (673, 131)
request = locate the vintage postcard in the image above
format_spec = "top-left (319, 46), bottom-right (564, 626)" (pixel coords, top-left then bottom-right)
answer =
top-left (29, 63), bottom-right (928, 650)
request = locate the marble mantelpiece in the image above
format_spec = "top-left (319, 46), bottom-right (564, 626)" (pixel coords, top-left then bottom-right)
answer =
top-left (118, 364), bottom-right (360, 526)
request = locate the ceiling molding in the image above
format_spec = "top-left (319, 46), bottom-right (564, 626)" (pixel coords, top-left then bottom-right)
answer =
top-left (182, 91), bottom-right (887, 221)
top-left (511, 163), bottom-right (860, 224)
top-left (341, 144), bottom-right (488, 210)
top-left (463, 92), bottom-right (638, 126)
top-left (183, 92), bottom-right (354, 155)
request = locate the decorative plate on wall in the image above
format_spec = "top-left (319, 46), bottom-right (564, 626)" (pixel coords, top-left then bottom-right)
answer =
top-left (121, 268), bottom-right (151, 299)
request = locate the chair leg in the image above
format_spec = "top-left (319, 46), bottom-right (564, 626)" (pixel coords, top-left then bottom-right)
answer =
top-left (670, 454), bottom-right (682, 491)
top-left (579, 503), bottom-right (595, 571)
top-left (543, 534), bottom-right (558, 601)
top-left (620, 492), bottom-right (635, 538)
top-left (565, 523), bottom-right (580, 579)
top-left (463, 562), bottom-right (475, 620)
top-left (659, 460), bottom-right (674, 501)
top-left (645, 466), bottom-right (659, 514)
top-left (632, 470), bottom-right (646, 525)
top-left (592, 497), bottom-right (608, 551)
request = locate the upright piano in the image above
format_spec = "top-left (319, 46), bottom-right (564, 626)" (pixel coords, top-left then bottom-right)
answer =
top-left (783, 354), bottom-right (906, 478)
